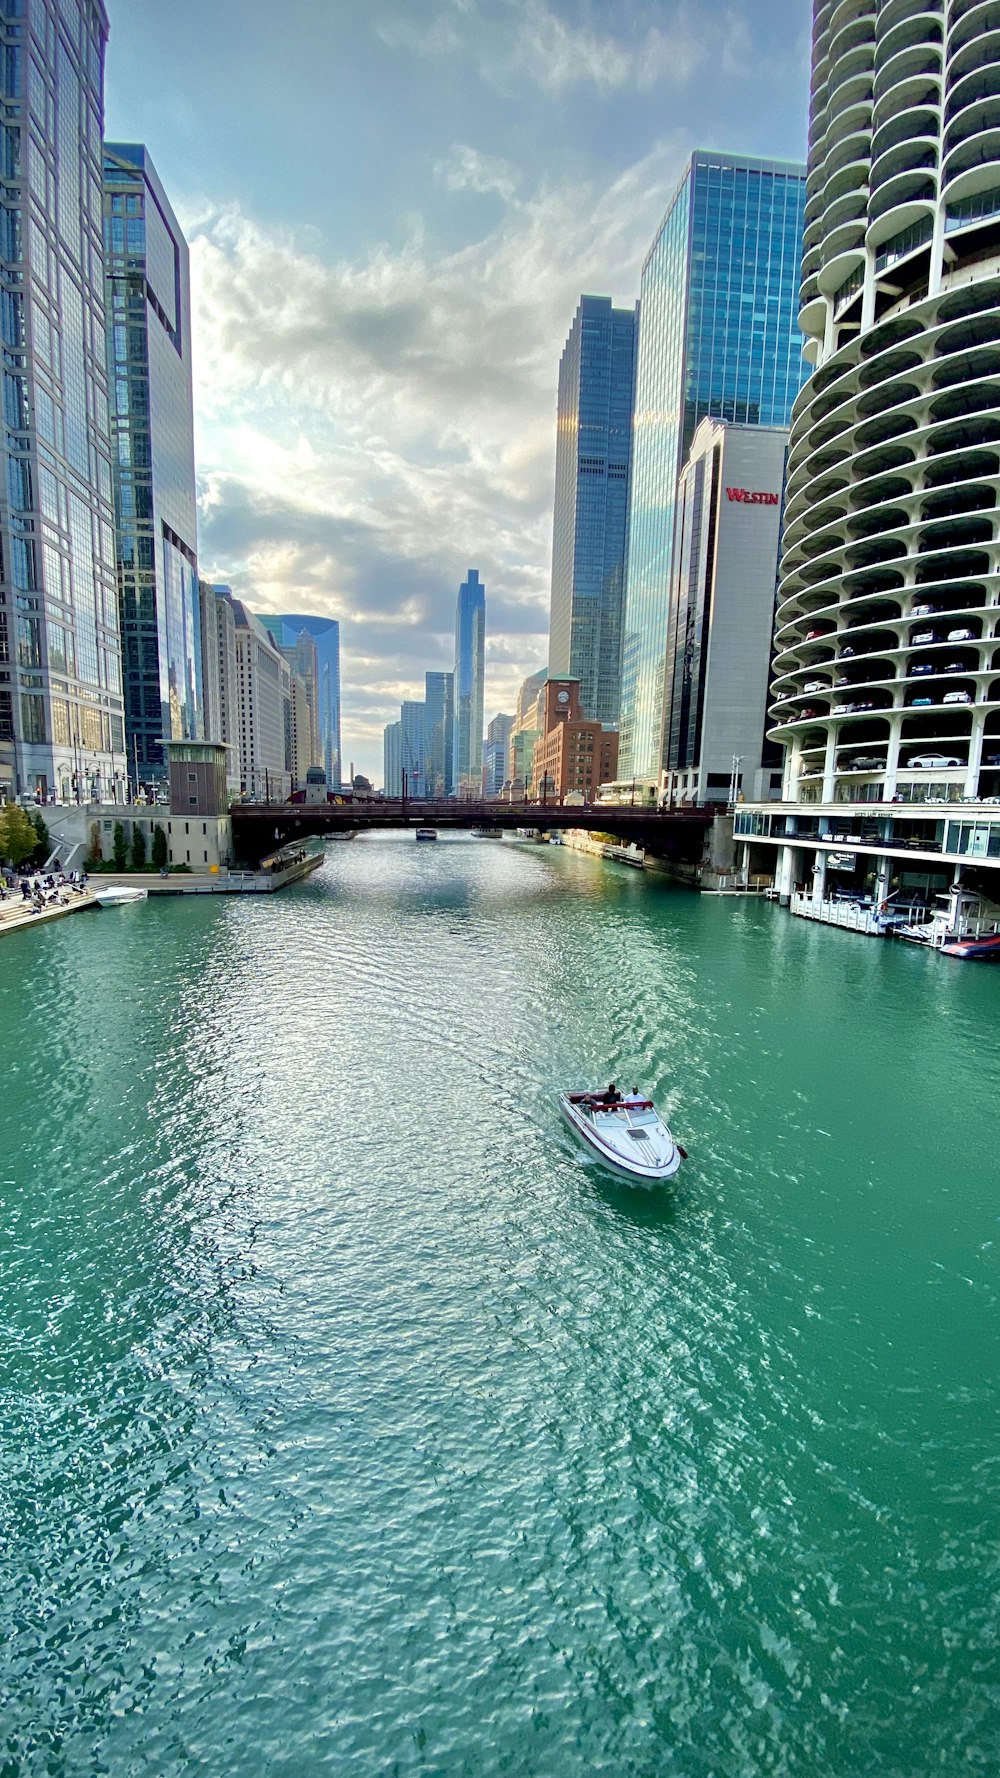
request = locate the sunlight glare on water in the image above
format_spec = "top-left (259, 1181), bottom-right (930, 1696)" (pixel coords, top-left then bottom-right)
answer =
top-left (1, 832), bottom-right (998, 1776)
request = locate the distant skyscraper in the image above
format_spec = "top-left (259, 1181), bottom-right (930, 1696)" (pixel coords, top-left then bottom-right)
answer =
top-left (104, 143), bottom-right (201, 787)
top-left (226, 595), bottom-right (290, 799)
top-left (383, 720), bottom-right (402, 797)
top-left (199, 581), bottom-right (239, 793)
top-left (423, 670), bottom-right (454, 798)
top-left (453, 569), bottom-right (485, 795)
top-left (400, 699), bottom-right (425, 796)
top-left (258, 615), bottom-right (342, 788)
top-left (0, 0), bottom-right (125, 805)
top-left (548, 296), bottom-right (637, 724)
top-left (620, 152), bottom-right (807, 780)
top-left (483, 712), bottom-right (513, 796)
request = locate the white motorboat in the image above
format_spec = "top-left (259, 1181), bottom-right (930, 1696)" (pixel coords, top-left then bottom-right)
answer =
top-left (94, 884), bottom-right (148, 907)
top-left (415, 827), bottom-right (438, 842)
top-left (559, 1088), bottom-right (685, 1182)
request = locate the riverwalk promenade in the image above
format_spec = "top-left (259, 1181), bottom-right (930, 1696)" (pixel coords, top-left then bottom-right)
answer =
top-left (0, 887), bottom-right (97, 936)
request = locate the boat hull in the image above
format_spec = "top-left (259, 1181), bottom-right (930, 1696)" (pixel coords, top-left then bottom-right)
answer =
top-left (94, 886), bottom-right (148, 907)
top-left (558, 1093), bottom-right (682, 1182)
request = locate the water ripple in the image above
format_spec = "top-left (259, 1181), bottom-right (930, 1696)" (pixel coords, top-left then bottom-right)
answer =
top-left (0, 833), bottom-right (997, 1776)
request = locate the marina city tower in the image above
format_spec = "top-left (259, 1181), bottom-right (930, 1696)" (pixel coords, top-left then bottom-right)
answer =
top-left (742, 0), bottom-right (1000, 906)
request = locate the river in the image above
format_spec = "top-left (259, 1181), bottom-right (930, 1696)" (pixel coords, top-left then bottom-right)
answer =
top-left (1, 831), bottom-right (997, 1776)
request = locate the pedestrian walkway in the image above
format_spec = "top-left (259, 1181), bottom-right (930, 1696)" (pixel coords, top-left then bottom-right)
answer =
top-left (0, 888), bottom-right (96, 936)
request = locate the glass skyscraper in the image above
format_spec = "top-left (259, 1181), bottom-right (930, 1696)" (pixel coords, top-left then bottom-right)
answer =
top-left (104, 142), bottom-right (201, 787)
top-left (620, 152), bottom-right (806, 780)
top-left (258, 614), bottom-right (342, 789)
top-left (452, 569), bottom-right (485, 796)
top-left (423, 669), bottom-right (453, 798)
top-left (548, 295), bottom-right (637, 724)
top-left (0, 0), bottom-right (125, 805)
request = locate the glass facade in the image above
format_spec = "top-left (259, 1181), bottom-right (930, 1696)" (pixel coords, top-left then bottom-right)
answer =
top-left (423, 669), bottom-right (453, 797)
top-left (452, 568), bottom-right (485, 795)
top-left (258, 614), bottom-right (341, 789)
top-left (620, 152), bottom-right (806, 780)
top-left (0, 0), bottom-right (124, 803)
top-left (104, 141), bottom-right (200, 785)
top-left (383, 718), bottom-right (401, 797)
top-left (548, 296), bottom-right (636, 724)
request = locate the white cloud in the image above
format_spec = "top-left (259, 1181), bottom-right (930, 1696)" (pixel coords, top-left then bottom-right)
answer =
top-left (434, 144), bottom-right (521, 202)
top-left (377, 0), bottom-right (714, 97)
top-left (185, 137), bottom-right (687, 775)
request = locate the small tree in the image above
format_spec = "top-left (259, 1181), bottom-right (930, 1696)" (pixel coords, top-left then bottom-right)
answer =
top-left (151, 823), bottom-right (168, 869)
top-left (0, 803), bottom-right (40, 869)
top-left (112, 820), bottom-right (128, 870)
top-left (87, 821), bottom-right (102, 866)
top-left (30, 809), bottom-right (50, 867)
top-left (130, 825), bottom-right (147, 870)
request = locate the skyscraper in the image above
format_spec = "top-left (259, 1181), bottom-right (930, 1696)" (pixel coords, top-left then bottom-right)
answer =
top-left (0, 0), bottom-right (125, 806)
top-left (383, 719), bottom-right (402, 797)
top-left (258, 614), bottom-right (342, 789)
top-left (104, 143), bottom-right (201, 788)
top-left (547, 296), bottom-right (637, 723)
top-left (736, 0), bottom-right (1000, 914)
top-left (483, 711), bottom-right (513, 797)
top-left (452, 569), bottom-right (485, 796)
top-left (400, 699), bottom-right (425, 797)
top-left (620, 152), bottom-right (807, 780)
top-left (423, 670), bottom-right (453, 798)
top-left (227, 596), bottom-right (290, 800)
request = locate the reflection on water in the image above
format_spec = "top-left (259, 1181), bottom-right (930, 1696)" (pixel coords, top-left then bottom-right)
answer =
top-left (1, 832), bottom-right (998, 1776)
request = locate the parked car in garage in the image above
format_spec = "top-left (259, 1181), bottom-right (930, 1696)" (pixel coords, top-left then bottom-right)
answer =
top-left (911, 630), bottom-right (940, 645)
top-left (943, 689), bottom-right (972, 704)
top-left (802, 680), bottom-right (829, 694)
top-left (909, 661), bottom-right (935, 675)
top-left (907, 753), bottom-right (963, 768)
top-left (947, 627), bottom-right (975, 642)
top-left (908, 695), bottom-right (934, 707)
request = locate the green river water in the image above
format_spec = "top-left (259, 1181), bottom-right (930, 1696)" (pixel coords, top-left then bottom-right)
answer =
top-left (0, 831), bottom-right (997, 1777)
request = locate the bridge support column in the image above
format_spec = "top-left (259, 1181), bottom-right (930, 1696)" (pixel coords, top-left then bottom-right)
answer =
top-left (777, 845), bottom-right (796, 908)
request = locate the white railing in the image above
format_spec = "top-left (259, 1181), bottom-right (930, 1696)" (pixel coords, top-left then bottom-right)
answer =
top-left (791, 891), bottom-right (881, 934)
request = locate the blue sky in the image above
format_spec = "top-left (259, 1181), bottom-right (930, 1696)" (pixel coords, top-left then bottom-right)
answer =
top-left (106, 0), bottom-right (811, 777)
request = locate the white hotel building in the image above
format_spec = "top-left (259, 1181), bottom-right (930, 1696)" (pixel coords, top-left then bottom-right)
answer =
top-left (738, 0), bottom-right (1000, 912)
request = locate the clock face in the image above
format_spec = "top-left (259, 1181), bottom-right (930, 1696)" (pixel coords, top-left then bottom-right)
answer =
top-left (557, 691), bottom-right (569, 704)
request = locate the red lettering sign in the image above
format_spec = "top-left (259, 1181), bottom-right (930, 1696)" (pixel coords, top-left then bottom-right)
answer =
top-left (726, 487), bottom-right (779, 505)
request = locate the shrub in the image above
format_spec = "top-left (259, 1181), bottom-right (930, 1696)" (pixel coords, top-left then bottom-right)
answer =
top-left (130, 826), bottom-right (147, 870)
top-left (151, 824), bottom-right (168, 869)
top-left (112, 821), bottom-right (127, 870)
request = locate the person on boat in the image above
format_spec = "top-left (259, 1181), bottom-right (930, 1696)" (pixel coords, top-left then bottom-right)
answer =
top-left (604, 1083), bottom-right (621, 1104)
top-left (623, 1087), bottom-right (645, 1107)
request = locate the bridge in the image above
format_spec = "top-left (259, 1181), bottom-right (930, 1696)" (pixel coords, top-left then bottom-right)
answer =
top-left (231, 799), bottom-right (718, 864)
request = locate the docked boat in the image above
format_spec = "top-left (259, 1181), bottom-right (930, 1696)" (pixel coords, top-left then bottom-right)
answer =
top-left (559, 1088), bottom-right (685, 1182)
top-left (94, 885), bottom-right (148, 907)
top-left (471, 826), bottom-right (503, 838)
top-left (415, 827), bottom-right (438, 842)
top-left (940, 932), bottom-right (1000, 961)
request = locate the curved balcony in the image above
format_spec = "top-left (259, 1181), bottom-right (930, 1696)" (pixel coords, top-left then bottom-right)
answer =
top-left (948, 0), bottom-right (1000, 59)
top-left (874, 43), bottom-right (941, 106)
top-left (942, 126), bottom-right (1000, 192)
top-left (867, 166), bottom-right (937, 225)
top-left (944, 56), bottom-right (1000, 126)
top-left (945, 93), bottom-right (1000, 157)
top-left (946, 22), bottom-right (1000, 84)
